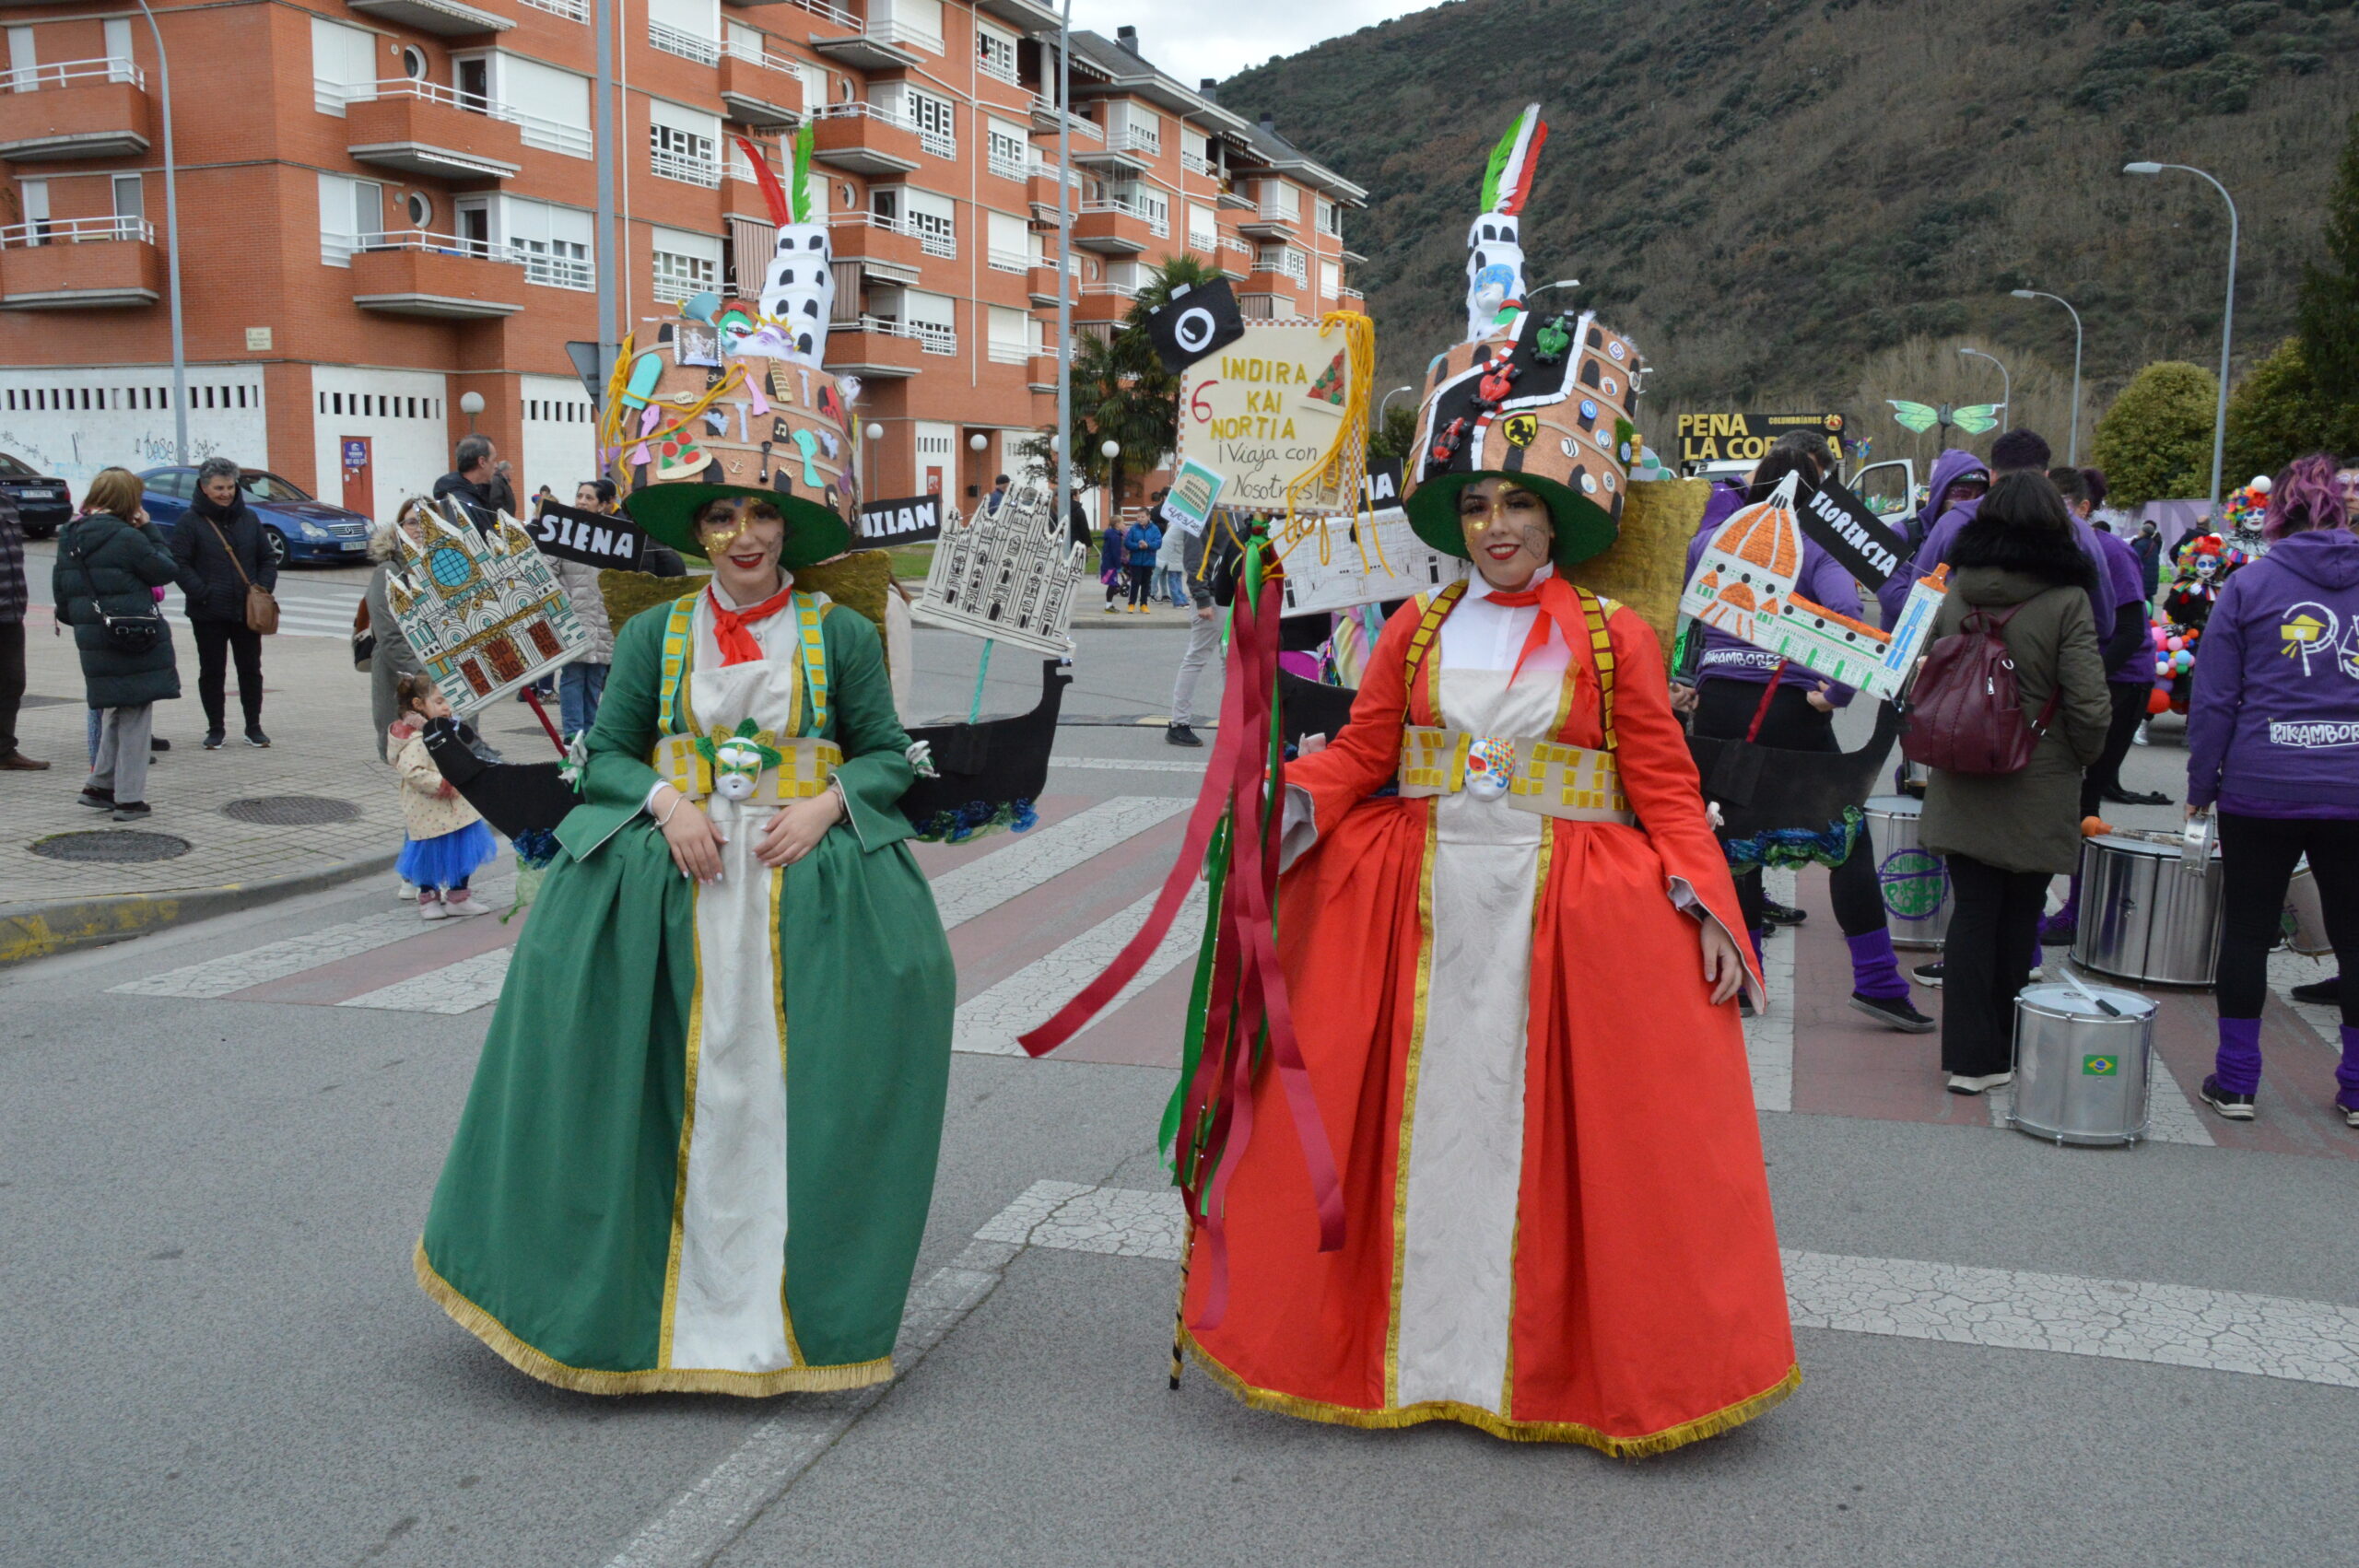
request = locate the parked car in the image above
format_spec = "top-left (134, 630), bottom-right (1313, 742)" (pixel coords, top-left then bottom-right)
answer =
top-left (137, 466), bottom-right (374, 567)
top-left (0, 451), bottom-right (73, 539)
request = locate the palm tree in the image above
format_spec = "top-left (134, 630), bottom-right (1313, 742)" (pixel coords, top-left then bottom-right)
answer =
top-left (1022, 254), bottom-right (1222, 511)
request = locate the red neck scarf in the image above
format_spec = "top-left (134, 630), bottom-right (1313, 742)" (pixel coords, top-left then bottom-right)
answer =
top-left (1481, 570), bottom-right (1588, 686)
top-left (708, 583), bottom-right (796, 667)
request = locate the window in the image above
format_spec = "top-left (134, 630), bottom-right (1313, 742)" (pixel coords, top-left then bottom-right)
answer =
top-left (651, 227), bottom-right (721, 303)
top-left (110, 172), bottom-right (141, 238)
top-left (311, 17), bottom-right (380, 115)
top-left (1107, 101), bottom-right (1158, 157)
top-left (18, 177), bottom-right (47, 243)
top-left (877, 84), bottom-right (954, 158)
top-left (1180, 126), bottom-right (1211, 174)
top-left (102, 18), bottom-right (132, 75)
top-left (6, 27), bottom-right (34, 94)
top-left (401, 44), bottom-right (427, 80)
top-left (318, 171), bottom-right (383, 264)
top-left (405, 191), bottom-right (431, 228)
top-left (976, 23), bottom-right (1016, 84)
top-left (498, 55), bottom-right (591, 158)
top-left (650, 99), bottom-right (721, 186)
top-left (1259, 179), bottom-right (1298, 220)
top-left (987, 304), bottom-right (1028, 363)
top-left (1187, 201), bottom-right (1216, 252)
top-left (1320, 197), bottom-right (1343, 236)
top-left (1255, 242), bottom-right (1304, 282)
top-left (462, 195), bottom-right (593, 288)
top-left (882, 186), bottom-right (954, 257)
top-left (985, 117), bottom-right (1027, 181)
top-left (985, 209), bottom-right (1027, 272)
top-left (1320, 259), bottom-right (1340, 298)
top-left (891, 287), bottom-right (955, 351)
top-left (648, 0), bottom-right (719, 61)
top-left (871, 0), bottom-right (943, 52)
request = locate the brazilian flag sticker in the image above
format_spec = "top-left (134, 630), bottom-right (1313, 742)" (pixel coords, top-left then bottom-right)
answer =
top-left (2083, 1055), bottom-right (2119, 1077)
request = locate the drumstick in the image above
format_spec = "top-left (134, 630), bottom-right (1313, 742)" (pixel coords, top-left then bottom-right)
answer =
top-left (2060, 965), bottom-right (2122, 1018)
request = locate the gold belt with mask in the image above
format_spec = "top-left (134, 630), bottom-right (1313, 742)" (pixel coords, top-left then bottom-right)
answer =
top-left (1396, 726), bottom-right (1634, 824)
top-left (650, 731), bottom-right (842, 804)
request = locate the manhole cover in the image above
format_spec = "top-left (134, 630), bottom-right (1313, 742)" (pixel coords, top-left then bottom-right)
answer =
top-left (29, 830), bottom-right (193, 863)
top-left (221, 795), bottom-right (361, 826)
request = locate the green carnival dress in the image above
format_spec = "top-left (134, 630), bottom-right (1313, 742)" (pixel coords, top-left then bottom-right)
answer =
top-left (417, 583), bottom-right (955, 1395)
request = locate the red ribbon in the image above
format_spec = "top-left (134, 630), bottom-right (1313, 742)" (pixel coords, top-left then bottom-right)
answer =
top-left (709, 583), bottom-right (795, 667)
top-left (1018, 557), bottom-right (1345, 1329)
top-left (1484, 570), bottom-right (1593, 688)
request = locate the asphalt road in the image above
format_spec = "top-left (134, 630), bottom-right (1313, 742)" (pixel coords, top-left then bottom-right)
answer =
top-left (4, 627), bottom-right (2353, 1568)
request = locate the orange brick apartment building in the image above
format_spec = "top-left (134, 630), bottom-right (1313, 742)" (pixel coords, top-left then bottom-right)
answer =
top-left (0, 2), bottom-right (1363, 521)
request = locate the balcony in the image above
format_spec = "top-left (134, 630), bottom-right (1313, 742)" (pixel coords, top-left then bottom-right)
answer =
top-left (1237, 207), bottom-right (1298, 239)
top-left (826, 315), bottom-right (953, 379)
top-left (1026, 160), bottom-right (1079, 221)
top-left (1027, 96), bottom-right (1099, 140)
top-left (346, 0), bottom-right (514, 35)
top-left (1026, 350), bottom-right (1058, 392)
top-left (1179, 150), bottom-right (1216, 178)
top-left (0, 217), bottom-right (159, 308)
top-left (809, 103), bottom-right (919, 176)
top-left (985, 337), bottom-right (1030, 366)
top-left (809, 18), bottom-right (933, 70)
top-left (648, 18), bottom-right (720, 63)
top-left (827, 211), bottom-right (921, 284)
top-left (1071, 199), bottom-right (1163, 255)
top-left (0, 61), bottom-right (151, 161)
top-left (717, 46), bottom-right (802, 127)
top-left (1073, 285), bottom-right (1136, 325)
top-left (1335, 288), bottom-right (1367, 315)
top-left (349, 232), bottom-right (525, 317)
top-left (346, 81), bottom-right (522, 180)
top-left (1027, 256), bottom-right (1075, 305)
top-left (651, 144), bottom-right (722, 187)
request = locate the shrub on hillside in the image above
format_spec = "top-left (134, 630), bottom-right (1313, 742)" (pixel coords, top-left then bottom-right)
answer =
top-left (2092, 361), bottom-right (2219, 506)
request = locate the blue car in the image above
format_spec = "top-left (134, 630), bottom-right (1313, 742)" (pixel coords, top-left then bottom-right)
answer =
top-left (137, 466), bottom-right (375, 568)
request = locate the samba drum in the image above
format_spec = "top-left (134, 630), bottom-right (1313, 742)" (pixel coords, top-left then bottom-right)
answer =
top-left (2284, 858), bottom-right (2335, 958)
top-left (2009, 981), bottom-right (2158, 1147)
top-left (1865, 793), bottom-right (1950, 949)
top-left (2071, 832), bottom-right (2224, 987)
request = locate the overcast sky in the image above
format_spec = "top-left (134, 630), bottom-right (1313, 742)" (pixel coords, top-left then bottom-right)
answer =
top-left (1064, 1), bottom-right (1428, 93)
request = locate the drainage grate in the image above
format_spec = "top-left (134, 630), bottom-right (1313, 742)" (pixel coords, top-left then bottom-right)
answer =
top-left (29, 830), bottom-right (193, 863)
top-left (221, 795), bottom-right (362, 826)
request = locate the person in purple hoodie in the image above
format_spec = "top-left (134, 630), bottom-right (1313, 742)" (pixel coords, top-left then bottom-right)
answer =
top-left (2184, 452), bottom-right (2359, 1126)
top-left (1890, 429), bottom-right (2118, 639)
top-left (1873, 447), bottom-right (1988, 630)
top-left (2036, 466), bottom-right (2172, 942)
top-left (1678, 442), bottom-right (1935, 1033)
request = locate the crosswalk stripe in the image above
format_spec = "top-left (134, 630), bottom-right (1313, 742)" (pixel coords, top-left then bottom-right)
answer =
top-left (952, 883), bottom-right (1207, 1056)
top-left (930, 797), bottom-right (1188, 930)
top-left (111, 909), bottom-right (423, 998)
top-left (978, 1179), bottom-right (2359, 1390)
top-left (1047, 756), bottom-right (1206, 773)
top-left (337, 946), bottom-right (513, 1014)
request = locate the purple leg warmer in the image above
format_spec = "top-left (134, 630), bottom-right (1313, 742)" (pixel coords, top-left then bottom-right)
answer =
top-left (1847, 929), bottom-right (1912, 1000)
top-left (2214, 1015), bottom-right (2263, 1096)
top-left (2338, 1025), bottom-right (2359, 1105)
top-left (1749, 929), bottom-right (1767, 967)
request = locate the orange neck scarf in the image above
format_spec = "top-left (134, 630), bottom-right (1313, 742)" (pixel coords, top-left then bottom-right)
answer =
top-left (1481, 570), bottom-right (1586, 686)
top-left (708, 583), bottom-right (795, 667)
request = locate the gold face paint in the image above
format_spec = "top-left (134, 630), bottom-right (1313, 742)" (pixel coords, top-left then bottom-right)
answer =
top-left (1457, 478), bottom-right (1554, 590)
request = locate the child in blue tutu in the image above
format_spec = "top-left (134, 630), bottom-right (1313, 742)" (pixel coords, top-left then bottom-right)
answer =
top-left (390, 673), bottom-right (499, 920)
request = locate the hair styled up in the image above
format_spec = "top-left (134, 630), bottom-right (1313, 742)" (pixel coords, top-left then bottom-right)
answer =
top-left (395, 672), bottom-right (436, 716)
top-left (2080, 466), bottom-right (2108, 510)
top-left (1949, 470), bottom-right (2095, 591)
top-left (2046, 465), bottom-right (2088, 507)
top-left (2264, 452), bottom-right (2350, 542)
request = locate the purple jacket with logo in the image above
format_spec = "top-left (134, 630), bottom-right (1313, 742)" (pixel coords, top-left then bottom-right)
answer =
top-left (1894, 492), bottom-right (2118, 649)
top-left (2093, 526), bottom-right (2150, 685)
top-left (2184, 526), bottom-right (2359, 819)
top-left (1683, 483), bottom-right (1862, 708)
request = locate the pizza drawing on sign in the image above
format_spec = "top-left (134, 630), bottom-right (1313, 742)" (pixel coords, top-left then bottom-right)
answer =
top-left (1306, 349), bottom-right (1347, 409)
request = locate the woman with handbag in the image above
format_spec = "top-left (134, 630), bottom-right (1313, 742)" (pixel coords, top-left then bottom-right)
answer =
top-left (1914, 471), bottom-right (2114, 1094)
top-left (52, 467), bottom-right (191, 822)
top-left (170, 456), bottom-right (278, 748)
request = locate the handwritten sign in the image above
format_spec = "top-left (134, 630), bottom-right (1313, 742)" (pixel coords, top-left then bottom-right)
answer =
top-left (1175, 320), bottom-right (1358, 517)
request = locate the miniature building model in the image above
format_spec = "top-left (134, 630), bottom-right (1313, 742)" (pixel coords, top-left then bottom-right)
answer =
top-left (914, 470), bottom-right (1086, 657)
top-left (386, 498), bottom-right (588, 711)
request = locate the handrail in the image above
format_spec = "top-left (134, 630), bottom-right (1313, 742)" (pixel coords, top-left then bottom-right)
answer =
top-left (863, 18), bottom-right (942, 51)
top-left (786, 0), bottom-right (858, 28)
top-left (651, 145), bottom-right (721, 187)
top-left (1116, 125), bottom-right (1159, 157)
top-left (1179, 151), bottom-right (1215, 177)
top-left (720, 35), bottom-right (800, 74)
top-left (4, 56), bottom-right (145, 92)
top-left (986, 153), bottom-right (1027, 182)
top-left (985, 246), bottom-right (1028, 274)
top-left (1217, 235), bottom-right (1251, 254)
top-left (811, 99), bottom-right (917, 129)
top-left (986, 339), bottom-right (1030, 364)
top-left (1029, 95), bottom-right (1100, 139)
top-left (1079, 198), bottom-right (1168, 239)
top-left (0, 215), bottom-right (154, 248)
top-left (829, 208), bottom-right (920, 237)
top-left (518, 0), bottom-right (587, 19)
top-left (846, 315), bottom-right (957, 355)
top-left (976, 53), bottom-right (1019, 87)
top-left (365, 77), bottom-right (592, 158)
top-left (648, 18), bottom-right (720, 64)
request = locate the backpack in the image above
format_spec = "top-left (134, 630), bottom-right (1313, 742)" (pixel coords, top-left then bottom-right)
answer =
top-left (1900, 603), bottom-right (2060, 776)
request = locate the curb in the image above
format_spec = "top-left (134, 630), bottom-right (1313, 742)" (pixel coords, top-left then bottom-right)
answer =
top-left (0, 849), bottom-right (402, 970)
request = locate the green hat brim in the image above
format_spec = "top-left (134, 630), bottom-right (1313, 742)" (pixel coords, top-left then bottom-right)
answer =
top-left (1402, 471), bottom-right (1619, 569)
top-left (620, 483), bottom-right (852, 568)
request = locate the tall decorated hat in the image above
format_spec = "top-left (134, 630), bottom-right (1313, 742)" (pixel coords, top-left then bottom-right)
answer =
top-left (1402, 104), bottom-right (1644, 570)
top-left (611, 124), bottom-right (858, 568)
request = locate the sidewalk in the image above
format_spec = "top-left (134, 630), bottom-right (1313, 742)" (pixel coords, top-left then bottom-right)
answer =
top-left (0, 605), bottom-right (557, 965)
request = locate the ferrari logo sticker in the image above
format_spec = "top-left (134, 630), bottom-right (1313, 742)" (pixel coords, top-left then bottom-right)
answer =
top-left (1503, 414), bottom-right (1538, 448)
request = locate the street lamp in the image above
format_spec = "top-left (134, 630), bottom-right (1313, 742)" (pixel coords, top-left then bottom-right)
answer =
top-left (459, 391), bottom-right (485, 434)
top-left (1959, 346), bottom-right (2010, 425)
top-left (132, 0), bottom-right (186, 464)
top-left (2124, 160), bottom-right (2237, 519)
top-left (2010, 289), bottom-right (2084, 465)
top-left (1526, 278), bottom-right (1580, 300)
top-left (1377, 384), bottom-right (1413, 423)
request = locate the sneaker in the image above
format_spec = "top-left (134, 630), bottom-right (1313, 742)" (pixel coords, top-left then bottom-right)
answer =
top-left (111, 801), bottom-right (151, 821)
top-left (78, 786), bottom-right (115, 810)
top-left (2200, 1074), bottom-right (2256, 1121)
top-left (1166, 723), bottom-right (1202, 748)
top-left (442, 889), bottom-right (491, 919)
top-left (202, 731), bottom-right (226, 751)
top-left (2291, 976), bottom-right (2342, 1006)
top-left (1913, 960), bottom-right (1944, 989)
top-left (418, 892), bottom-right (448, 921)
top-left (1851, 991), bottom-right (1937, 1033)
top-left (243, 729), bottom-right (271, 748)
top-left (395, 880), bottom-right (419, 901)
top-left (2337, 1090), bottom-right (2359, 1129)
top-left (2132, 721), bottom-right (2151, 746)
top-left (1762, 898), bottom-right (1808, 927)
top-left (1105, 604), bottom-right (1121, 614)
top-left (1946, 1071), bottom-right (2013, 1095)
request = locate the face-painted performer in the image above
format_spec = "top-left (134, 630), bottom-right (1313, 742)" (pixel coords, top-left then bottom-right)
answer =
top-left (1172, 106), bottom-right (1799, 1457)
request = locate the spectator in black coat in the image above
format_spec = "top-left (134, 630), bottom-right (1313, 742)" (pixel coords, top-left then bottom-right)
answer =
top-left (171, 456), bottom-right (278, 748)
top-left (431, 435), bottom-right (509, 532)
top-left (0, 489), bottom-right (41, 770)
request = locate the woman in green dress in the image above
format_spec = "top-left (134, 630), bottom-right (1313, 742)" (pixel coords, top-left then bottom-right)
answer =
top-left (417, 485), bottom-right (955, 1396)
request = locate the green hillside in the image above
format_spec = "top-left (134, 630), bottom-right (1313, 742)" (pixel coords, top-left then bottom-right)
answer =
top-left (1217, 0), bottom-right (2359, 450)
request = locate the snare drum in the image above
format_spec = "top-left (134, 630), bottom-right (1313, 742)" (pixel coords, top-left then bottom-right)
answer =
top-left (2010, 982), bottom-right (2158, 1147)
top-left (2071, 833), bottom-right (2224, 987)
top-left (1866, 793), bottom-right (1950, 948)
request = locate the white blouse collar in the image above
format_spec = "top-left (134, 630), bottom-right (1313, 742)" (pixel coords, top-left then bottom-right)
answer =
top-left (705, 570), bottom-right (795, 613)
top-left (1463, 562), bottom-right (1555, 604)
